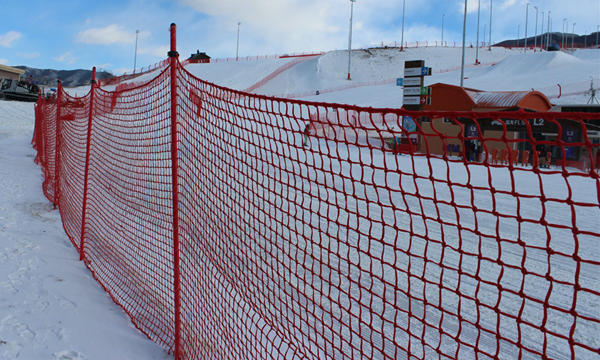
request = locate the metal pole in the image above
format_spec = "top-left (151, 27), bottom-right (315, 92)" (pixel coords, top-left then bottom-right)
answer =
top-left (533, 6), bottom-right (538, 52)
top-left (541, 11), bottom-right (544, 51)
top-left (597, 25), bottom-right (599, 48)
top-left (401, 0), bottom-right (406, 50)
top-left (347, 0), bottom-right (355, 80)
top-left (488, 0), bottom-right (492, 50)
top-left (460, 0), bottom-right (468, 87)
top-left (236, 22), bottom-right (241, 61)
top-left (442, 14), bottom-right (445, 46)
top-left (168, 22), bottom-right (182, 360)
top-left (524, 3), bottom-right (529, 52)
top-left (572, 23), bottom-right (576, 49)
top-left (547, 11), bottom-right (551, 49)
top-left (563, 19), bottom-right (567, 49)
top-left (134, 29), bottom-right (139, 73)
top-left (475, 0), bottom-right (481, 64)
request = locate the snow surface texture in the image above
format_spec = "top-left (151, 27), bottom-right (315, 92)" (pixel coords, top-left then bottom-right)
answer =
top-left (72, 48), bottom-right (599, 108)
top-left (0, 100), bottom-right (168, 360)
top-left (6, 47), bottom-right (600, 359)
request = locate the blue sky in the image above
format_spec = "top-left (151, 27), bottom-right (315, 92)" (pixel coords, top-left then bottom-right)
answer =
top-left (1, 0), bottom-right (598, 74)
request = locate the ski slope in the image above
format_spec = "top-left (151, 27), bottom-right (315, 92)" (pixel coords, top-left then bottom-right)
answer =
top-left (2, 47), bottom-right (599, 359)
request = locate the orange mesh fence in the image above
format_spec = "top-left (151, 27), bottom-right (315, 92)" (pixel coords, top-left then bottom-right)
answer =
top-left (32, 25), bottom-right (600, 360)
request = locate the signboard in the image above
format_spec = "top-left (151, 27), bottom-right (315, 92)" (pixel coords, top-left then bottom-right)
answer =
top-left (396, 78), bottom-right (404, 86)
top-left (402, 116), bottom-right (417, 132)
top-left (404, 67), bottom-right (431, 77)
top-left (403, 86), bottom-right (430, 96)
top-left (402, 77), bottom-right (423, 87)
top-left (403, 96), bottom-right (421, 105)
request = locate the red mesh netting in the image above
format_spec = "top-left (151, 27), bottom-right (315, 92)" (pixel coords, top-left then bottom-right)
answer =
top-left (32, 57), bottom-right (600, 360)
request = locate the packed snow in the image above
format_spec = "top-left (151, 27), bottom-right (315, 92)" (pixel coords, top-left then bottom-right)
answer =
top-left (1, 46), bottom-right (599, 359)
top-left (0, 100), bottom-right (169, 359)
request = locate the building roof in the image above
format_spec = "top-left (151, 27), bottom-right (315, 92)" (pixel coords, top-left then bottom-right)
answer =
top-left (0, 64), bottom-right (25, 76)
top-left (423, 83), bottom-right (552, 112)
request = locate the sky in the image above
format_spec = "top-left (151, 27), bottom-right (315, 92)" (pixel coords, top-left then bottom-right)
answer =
top-left (0, 0), bottom-right (598, 74)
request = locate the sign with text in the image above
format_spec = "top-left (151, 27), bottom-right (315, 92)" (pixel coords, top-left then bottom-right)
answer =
top-left (396, 78), bottom-right (404, 86)
top-left (404, 67), bottom-right (432, 77)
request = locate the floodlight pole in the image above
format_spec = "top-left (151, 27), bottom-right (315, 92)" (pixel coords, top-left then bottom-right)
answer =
top-left (488, 0), bottom-right (492, 50)
top-left (547, 11), bottom-right (551, 49)
top-left (441, 14), bottom-right (445, 46)
top-left (400, 0), bottom-right (406, 50)
top-left (134, 29), bottom-right (139, 73)
top-left (236, 22), bottom-right (241, 61)
top-left (563, 19), bottom-right (567, 49)
top-left (533, 6), bottom-right (538, 51)
top-left (460, 0), bottom-right (468, 87)
top-left (572, 23), bottom-right (576, 49)
top-left (347, 0), bottom-right (356, 80)
top-left (541, 11), bottom-right (544, 51)
top-left (475, 0), bottom-right (481, 64)
top-left (524, 3), bottom-right (529, 52)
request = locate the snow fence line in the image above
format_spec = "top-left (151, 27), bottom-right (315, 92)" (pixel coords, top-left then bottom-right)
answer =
top-left (32, 24), bottom-right (600, 360)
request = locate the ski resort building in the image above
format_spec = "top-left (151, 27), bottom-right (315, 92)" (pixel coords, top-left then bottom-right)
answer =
top-left (0, 64), bottom-right (25, 81)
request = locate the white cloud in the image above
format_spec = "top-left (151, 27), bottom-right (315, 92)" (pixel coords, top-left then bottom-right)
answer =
top-left (54, 51), bottom-right (76, 65)
top-left (76, 24), bottom-right (148, 45)
top-left (0, 31), bottom-right (22, 47)
top-left (0, 59), bottom-right (7, 65)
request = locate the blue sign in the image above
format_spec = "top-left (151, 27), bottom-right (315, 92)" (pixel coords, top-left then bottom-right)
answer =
top-left (396, 78), bottom-right (404, 86)
top-left (421, 67), bottom-right (432, 76)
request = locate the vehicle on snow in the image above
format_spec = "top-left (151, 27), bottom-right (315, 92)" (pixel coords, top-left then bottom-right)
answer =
top-left (0, 78), bottom-right (39, 102)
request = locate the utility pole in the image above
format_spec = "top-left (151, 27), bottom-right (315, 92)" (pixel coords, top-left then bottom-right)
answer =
top-left (236, 22), bottom-right (241, 61)
top-left (347, 0), bottom-right (356, 80)
top-left (401, 0), bottom-right (406, 50)
top-left (533, 6), bottom-right (538, 51)
top-left (475, 0), bottom-right (481, 64)
top-left (460, 0), bottom-right (468, 87)
top-left (524, 3), bottom-right (529, 52)
top-left (572, 23), bottom-right (576, 49)
top-left (488, 0), bottom-right (492, 50)
top-left (134, 29), bottom-right (139, 73)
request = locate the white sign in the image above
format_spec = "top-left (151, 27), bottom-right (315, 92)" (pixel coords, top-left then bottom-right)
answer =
top-left (404, 67), bottom-right (431, 77)
top-left (402, 77), bottom-right (423, 87)
top-left (403, 96), bottom-right (421, 105)
top-left (403, 87), bottom-right (422, 96)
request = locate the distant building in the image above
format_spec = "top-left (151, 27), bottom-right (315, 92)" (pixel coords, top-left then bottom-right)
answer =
top-left (0, 64), bottom-right (25, 81)
top-left (413, 83), bottom-right (552, 157)
top-left (188, 51), bottom-right (211, 64)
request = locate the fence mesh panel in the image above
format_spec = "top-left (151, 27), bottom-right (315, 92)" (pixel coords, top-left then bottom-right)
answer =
top-left (32, 58), bottom-right (600, 360)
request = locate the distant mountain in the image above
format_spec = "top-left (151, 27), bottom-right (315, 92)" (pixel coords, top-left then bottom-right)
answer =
top-left (495, 32), bottom-right (600, 49)
top-left (14, 66), bottom-right (114, 88)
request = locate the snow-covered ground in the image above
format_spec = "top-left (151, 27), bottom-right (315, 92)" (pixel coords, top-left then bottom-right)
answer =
top-left (0, 100), bottom-right (168, 360)
top-left (3, 46), bottom-right (599, 359)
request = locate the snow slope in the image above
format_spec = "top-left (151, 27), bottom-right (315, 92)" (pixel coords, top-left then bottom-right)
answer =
top-left (0, 100), bottom-right (168, 360)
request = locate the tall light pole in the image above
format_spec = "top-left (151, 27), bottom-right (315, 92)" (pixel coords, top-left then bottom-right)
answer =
top-left (475, 0), bottom-right (481, 64)
top-left (460, 0), bottom-right (468, 87)
top-left (441, 14), bottom-right (445, 47)
top-left (133, 29), bottom-right (139, 74)
top-left (524, 3), bottom-right (529, 52)
top-left (541, 11), bottom-right (545, 51)
top-left (572, 23), bottom-right (576, 49)
top-left (401, 0), bottom-right (406, 50)
top-left (347, 0), bottom-right (356, 80)
top-left (547, 11), bottom-right (551, 49)
top-left (563, 19), bottom-right (567, 49)
top-left (236, 22), bottom-right (241, 61)
top-left (488, 0), bottom-right (492, 50)
top-left (533, 6), bottom-right (538, 51)
top-left (597, 25), bottom-right (599, 48)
